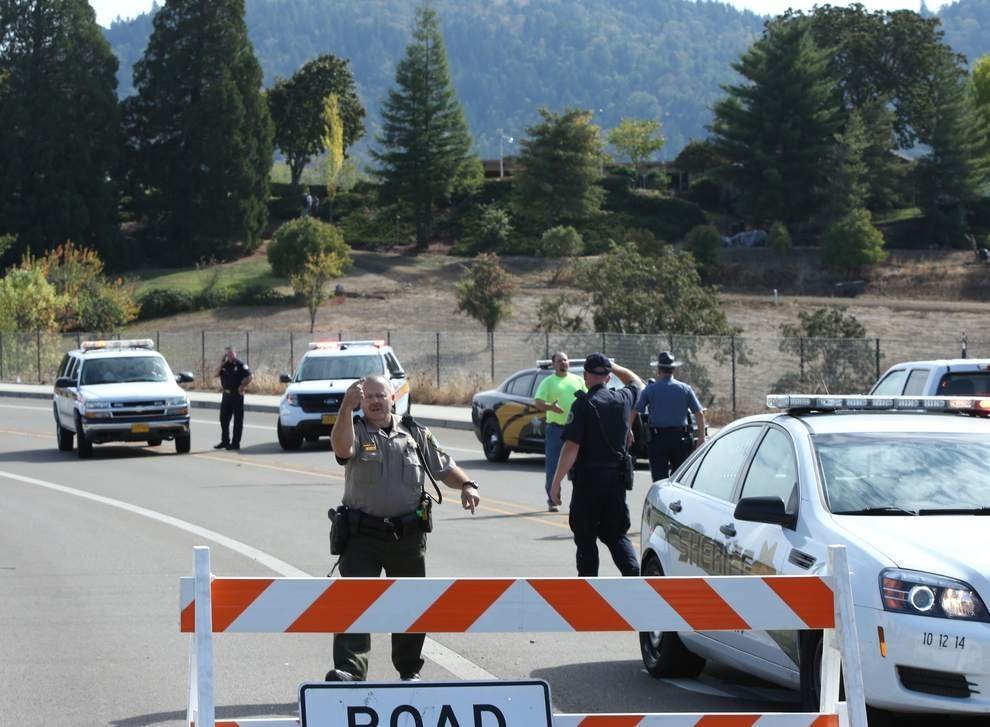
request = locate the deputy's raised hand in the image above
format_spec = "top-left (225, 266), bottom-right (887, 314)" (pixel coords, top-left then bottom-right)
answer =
top-left (341, 378), bottom-right (364, 411)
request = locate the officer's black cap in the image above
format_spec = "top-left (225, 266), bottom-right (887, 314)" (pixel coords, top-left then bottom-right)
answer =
top-left (583, 352), bottom-right (612, 375)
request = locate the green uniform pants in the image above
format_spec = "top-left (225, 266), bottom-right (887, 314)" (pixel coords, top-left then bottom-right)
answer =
top-left (332, 527), bottom-right (428, 679)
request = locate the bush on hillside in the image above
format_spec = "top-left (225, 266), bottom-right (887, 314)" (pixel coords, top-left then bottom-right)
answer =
top-left (137, 288), bottom-right (196, 319)
top-left (686, 224), bottom-right (723, 268)
top-left (606, 187), bottom-right (707, 241)
top-left (268, 217), bottom-right (351, 277)
top-left (822, 208), bottom-right (887, 272)
top-left (768, 221), bottom-right (792, 256)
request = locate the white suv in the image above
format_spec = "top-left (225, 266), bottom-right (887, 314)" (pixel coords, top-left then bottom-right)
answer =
top-left (53, 339), bottom-right (194, 458)
top-left (276, 340), bottom-right (410, 450)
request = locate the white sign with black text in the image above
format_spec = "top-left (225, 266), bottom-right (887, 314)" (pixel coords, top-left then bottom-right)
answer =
top-left (299, 680), bottom-right (552, 727)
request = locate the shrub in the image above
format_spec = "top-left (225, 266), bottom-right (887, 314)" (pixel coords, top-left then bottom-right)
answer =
top-left (229, 284), bottom-right (297, 306)
top-left (137, 288), bottom-right (197, 319)
top-left (767, 221), bottom-right (792, 256)
top-left (472, 204), bottom-right (514, 252)
top-left (822, 208), bottom-right (887, 272)
top-left (538, 225), bottom-right (584, 283)
top-left (268, 217), bottom-right (351, 277)
top-left (623, 228), bottom-right (667, 257)
top-left (605, 188), bottom-right (707, 241)
top-left (684, 177), bottom-right (724, 210)
top-left (686, 224), bottom-right (723, 268)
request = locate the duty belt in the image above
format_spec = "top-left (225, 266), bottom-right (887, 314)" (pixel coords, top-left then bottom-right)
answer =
top-left (650, 426), bottom-right (689, 434)
top-left (347, 508), bottom-right (420, 540)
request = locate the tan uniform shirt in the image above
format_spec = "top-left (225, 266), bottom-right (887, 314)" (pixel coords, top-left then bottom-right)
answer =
top-left (338, 414), bottom-right (454, 518)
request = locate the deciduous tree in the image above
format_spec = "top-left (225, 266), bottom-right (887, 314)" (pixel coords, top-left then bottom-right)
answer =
top-left (291, 251), bottom-right (348, 333)
top-left (775, 307), bottom-right (875, 394)
top-left (512, 108), bottom-right (604, 229)
top-left (267, 54), bottom-right (365, 189)
top-left (607, 118), bottom-right (666, 189)
top-left (455, 253), bottom-right (515, 332)
top-left (372, 2), bottom-right (479, 250)
top-left (124, 0), bottom-right (273, 263)
top-left (322, 94), bottom-right (345, 223)
top-left (268, 217), bottom-right (351, 278)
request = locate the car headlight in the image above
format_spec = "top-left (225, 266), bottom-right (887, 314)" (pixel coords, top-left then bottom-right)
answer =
top-left (880, 569), bottom-right (990, 621)
top-left (285, 393), bottom-right (299, 406)
top-left (166, 397), bottom-right (188, 406)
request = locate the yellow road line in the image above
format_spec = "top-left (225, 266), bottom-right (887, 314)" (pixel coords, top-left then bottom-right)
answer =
top-left (192, 452), bottom-right (344, 481)
top-left (0, 427), bottom-right (52, 440)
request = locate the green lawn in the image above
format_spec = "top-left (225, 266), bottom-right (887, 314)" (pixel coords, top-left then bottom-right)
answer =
top-left (132, 256), bottom-right (288, 296)
top-left (872, 207), bottom-right (923, 225)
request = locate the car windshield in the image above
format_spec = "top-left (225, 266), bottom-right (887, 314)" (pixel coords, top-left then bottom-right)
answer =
top-left (298, 354), bottom-right (383, 381)
top-left (80, 356), bottom-right (170, 385)
top-left (815, 432), bottom-right (990, 514)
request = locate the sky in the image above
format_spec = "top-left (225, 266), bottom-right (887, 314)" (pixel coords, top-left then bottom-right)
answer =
top-left (89, 0), bottom-right (953, 28)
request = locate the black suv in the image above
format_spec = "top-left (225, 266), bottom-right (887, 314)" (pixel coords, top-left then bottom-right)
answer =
top-left (471, 359), bottom-right (653, 462)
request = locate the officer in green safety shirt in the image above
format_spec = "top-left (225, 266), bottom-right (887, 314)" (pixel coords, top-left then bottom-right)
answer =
top-left (325, 375), bottom-right (480, 683)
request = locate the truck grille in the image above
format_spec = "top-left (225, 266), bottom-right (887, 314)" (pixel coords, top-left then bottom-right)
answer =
top-left (109, 400), bottom-right (168, 418)
top-left (298, 393), bottom-right (342, 413)
top-left (896, 666), bottom-right (977, 698)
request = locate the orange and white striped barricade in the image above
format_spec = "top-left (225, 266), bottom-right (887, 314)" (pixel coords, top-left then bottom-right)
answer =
top-left (181, 545), bottom-right (867, 727)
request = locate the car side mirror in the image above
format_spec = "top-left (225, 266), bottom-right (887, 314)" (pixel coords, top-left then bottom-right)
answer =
top-left (394, 370), bottom-right (406, 379)
top-left (734, 496), bottom-right (797, 529)
top-left (176, 372), bottom-right (195, 384)
top-left (279, 373), bottom-right (292, 384)
top-left (55, 376), bottom-right (77, 389)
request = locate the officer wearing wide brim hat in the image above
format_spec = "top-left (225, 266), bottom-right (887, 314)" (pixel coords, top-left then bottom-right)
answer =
top-left (550, 352), bottom-right (643, 577)
top-left (631, 350), bottom-right (705, 482)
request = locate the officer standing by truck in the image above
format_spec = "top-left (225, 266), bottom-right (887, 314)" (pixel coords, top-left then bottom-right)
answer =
top-left (213, 345), bottom-right (252, 450)
top-left (549, 353), bottom-right (643, 577)
top-left (631, 351), bottom-right (705, 481)
top-left (326, 375), bottom-right (480, 683)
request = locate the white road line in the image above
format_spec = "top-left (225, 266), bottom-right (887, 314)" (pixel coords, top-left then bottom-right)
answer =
top-left (0, 468), bottom-right (495, 681)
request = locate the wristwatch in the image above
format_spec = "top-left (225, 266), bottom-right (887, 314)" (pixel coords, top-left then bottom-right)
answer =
top-left (461, 480), bottom-right (478, 490)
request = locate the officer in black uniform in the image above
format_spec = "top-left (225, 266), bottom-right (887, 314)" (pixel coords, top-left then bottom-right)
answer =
top-left (550, 353), bottom-right (643, 577)
top-left (326, 375), bottom-right (480, 683)
top-left (213, 346), bottom-right (252, 450)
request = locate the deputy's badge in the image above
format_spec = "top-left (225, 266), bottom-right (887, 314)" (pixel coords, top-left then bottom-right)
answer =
top-left (360, 441), bottom-right (378, 453)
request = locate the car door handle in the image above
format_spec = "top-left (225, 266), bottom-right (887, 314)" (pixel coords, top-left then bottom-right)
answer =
top-left (669, 501), bottom-right (682, 513)
top-left (719, 523), bottom-right (736, 538)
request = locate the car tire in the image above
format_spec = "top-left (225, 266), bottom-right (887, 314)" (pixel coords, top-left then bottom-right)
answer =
top-left (55, 411), bottom-right (74, 452)
top-left (277, 419), bottom-right (303, 450)
top-left (75, 414), bottom-right (93, 459)
top-left (481, 417), bottom-right (510, 462)
top-left (800, 631), bottom-right (850, 712)
top-left (147, 438), bottom-right (162, 447)
top-left (639, 556), bottom-right (705, 678)
top-left (175, 433), bottom-right (191, 454)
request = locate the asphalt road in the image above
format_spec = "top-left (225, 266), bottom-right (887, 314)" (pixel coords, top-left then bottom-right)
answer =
top-left (0, 397), bottom-right (977, 726)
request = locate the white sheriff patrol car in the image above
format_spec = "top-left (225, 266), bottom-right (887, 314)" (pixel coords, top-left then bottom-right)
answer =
top-left (639, 394), bottom-right (990, 717)
top-left (53, 339), bottom-right (194, 458)
top-left (276, 340), bottom-right (410, 450)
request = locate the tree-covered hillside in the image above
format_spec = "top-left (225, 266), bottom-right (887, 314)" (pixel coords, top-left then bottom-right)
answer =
top-left (103, 0), bottom-right (990, 160)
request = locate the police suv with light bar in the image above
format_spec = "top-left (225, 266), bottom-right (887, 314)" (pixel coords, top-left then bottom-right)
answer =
top-left (53, 339), bottom-right (194, 458)
top-left (276, 340), bottom-right (410, 450)
top-left (639, 394), bottom-right (990, 717)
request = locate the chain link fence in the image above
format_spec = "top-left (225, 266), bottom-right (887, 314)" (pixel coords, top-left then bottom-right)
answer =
top-left (2, 329), bottom-right (978, 419)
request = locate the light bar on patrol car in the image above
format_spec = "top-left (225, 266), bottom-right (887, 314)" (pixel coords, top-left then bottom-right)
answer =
top-left (308, 339), bottom-right (385, 350)
top-left (767, 394), bottom-right (990, 413)
top-left (81, 338), bottom-right (155, 351)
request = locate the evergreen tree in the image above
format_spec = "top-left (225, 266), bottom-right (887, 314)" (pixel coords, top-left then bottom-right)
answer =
top-left (916, 49), bottom-right (990, 247)
top-left (123, 0), bottom-right (273, 263)
top-left (819, 108), bottom-right (869, 223)
top-left (0, 0), bottom-right (121, 265)
top-left (372, 2), bottom-right (478, 250)
top-left (512, 108), bottom-right (605, 229)
top-left (267, 54), bottom-right (365, 189)
top-left (710, 18), bottom-right (842, 227)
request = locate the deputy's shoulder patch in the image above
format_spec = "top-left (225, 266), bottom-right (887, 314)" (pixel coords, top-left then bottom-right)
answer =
top-left (574, 389), bottom-right (587, 400)
top-left (565, 409), bottom-right (575, 425)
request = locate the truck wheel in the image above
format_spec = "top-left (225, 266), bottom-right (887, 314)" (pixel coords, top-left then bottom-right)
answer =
top-left (55, 411), bottom-right (74, 452)
top-left (175, 433), bottom-right (191, 454)
top-left (75, 414), bottom-right (93, 459)
top-left (277, 419), bottom-right (303, 451)
top-left (482, 417), bottom-right (510, 462)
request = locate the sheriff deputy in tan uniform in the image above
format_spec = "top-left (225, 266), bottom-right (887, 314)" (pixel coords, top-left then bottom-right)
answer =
top-left (325, 375), bottom-right (480, 683)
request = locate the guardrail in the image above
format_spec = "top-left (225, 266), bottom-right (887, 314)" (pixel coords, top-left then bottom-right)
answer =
top-left (180, 545), bottom-right (867, 727)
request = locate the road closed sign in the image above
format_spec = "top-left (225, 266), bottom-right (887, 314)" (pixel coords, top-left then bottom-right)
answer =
top-left (299, 680), bottom-right (552, 727)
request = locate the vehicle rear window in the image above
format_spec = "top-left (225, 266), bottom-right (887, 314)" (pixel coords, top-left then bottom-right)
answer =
top-left (936, 373), bottom-right (990, 397)
top-left (298, 354), bottom-right (383, 381)
top-left (815, 432), bottom-right (990, 513)
top-left (871, 369), bottom-right (907, 396)
top-left (506, 373), bottom-right (535, 397)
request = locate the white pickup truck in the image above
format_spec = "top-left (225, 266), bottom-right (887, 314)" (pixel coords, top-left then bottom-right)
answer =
top-left (870, 358), bottom-right (990, 398)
